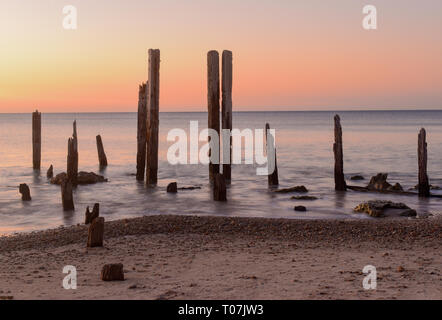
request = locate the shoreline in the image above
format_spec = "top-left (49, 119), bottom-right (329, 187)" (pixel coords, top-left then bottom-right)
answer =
top-left (0, 215), bottom-right (441, 299)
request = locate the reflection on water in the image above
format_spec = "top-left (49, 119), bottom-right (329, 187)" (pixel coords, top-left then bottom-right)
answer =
top-left (1, 110), bottom-right (442, 234)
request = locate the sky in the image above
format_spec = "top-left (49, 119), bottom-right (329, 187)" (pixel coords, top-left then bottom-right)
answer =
top-left (0, 0), bottom-right (442, 112)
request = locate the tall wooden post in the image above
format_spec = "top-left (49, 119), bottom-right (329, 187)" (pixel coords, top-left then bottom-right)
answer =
top-left (208, 50), bottom-right (220, 182)
top-left (266, 123), bottom-right (279, 186)
top-left (96, 135), bottom-right (108, 167)
top-left (136, 82), bottom-right (148, 181)
top-left (72, 121), bottom-right (78, 183)
top-left (418, 128), bottom-right (430, 197)
top-left (32, 110), bottom-right (41, 170)
top-left (61, 179), bottom-right (74, 211)
top-left (334, 115), bottom-right (346, 191)
top-left (67, 137), bottom-right (77, 185)
top-left (222, 50), bottom-right (233, 181)
top-left (145, 49), bottom-right (160, 185)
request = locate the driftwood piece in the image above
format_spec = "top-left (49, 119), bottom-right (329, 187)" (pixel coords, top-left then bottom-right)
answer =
top-left (32, 110), bottom-right (41, 170)
top-left (136, 82), bottom-right (148, 181)
top-left (213, 173), bottom-right (227, 201)
top-left (222, 50), bottom-right (233, 181)
top-left (418, 128), bottom-right (430, 197)
top-left (96, 135), bottom-right (108, 167)
top-left (19, 183), bottom-right (31, 201)
top-left (87, 217), bottom-right (104, 247)
top-left (46, 165), bottom-right (53, 179)
top-left (266, 123), bottom-right (279, 186)
top-left (333, 115), bottom-right (346, 191)
top-left (146, 49), bottom-right (160, 185)
top-left (61, 179), bottom-right (74, 210)
top-left (101, 264), bottom-right (124, 281)
top-left (208, 50), bottom-right (220, 182)
top-left (85, 203), bottom-right (100, 224)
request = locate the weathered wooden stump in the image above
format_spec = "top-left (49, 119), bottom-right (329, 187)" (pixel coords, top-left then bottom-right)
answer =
top-left (101, 263), bottom-right (124, 281)
top-left (72, 121), bottom-right (78, 180)
top-left (19, 184), bottom-right (31, 201)
top-left (46, 165), bottom-right (53, 179)
top-left (67, 137), bottom-right (77, 185)
top-left (32, 110), bottom-right (41, 170)
top-left (213, 173), bottom-right (227, 201)
top-left (85, 203), bottom-right (100, 224)
top-left (146, 49), bottom-right (160, 185)
top-left (61, 179), bottom-right (74, 210)
top-left (266, 123), bottom-right (279, 186)
top-left (222, 50), bottom-right (233, 181)
top-left (333, 115), bottom-right (346, 191)
top-left (418, 128), bottom-right (430, 197)
top-left (208, 50), bottom-right (220, 182)
top-left (167, 182), bottom-right (178, 193)
top-left (87, 217), bottom-right (104, 247)
top-left (136, 82), bottom-right (148, 181)
top-left (96, 135), bottom-right (108, 167)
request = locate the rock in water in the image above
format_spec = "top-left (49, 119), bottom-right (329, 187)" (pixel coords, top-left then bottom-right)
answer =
top-left (350, 175), bottom-right (364, 181)
top-left (101, 264), bottom-right (124, 281)
top-left (354, 200), bottom-right (417, 218)
top-left (291, 196), bottom-right (318, 201)
top-left (51, 172), bottom-right (107, 185)
top-left (87, 217), bottom-right (104, 247)
top-left (367, 173), bottom-right (403, 192)
top-left (294, 206), bottom-right (307, 212)
top-left (85, 203), bottom-right (100, 224)
top-left (47, 165), bottom-right (54, 179)
top-left (167, 182), bottom-right (178, 193)
top-left (19, 184), bottom-right (31, 201)
top-left (274, 186), bottom-right (309, 194)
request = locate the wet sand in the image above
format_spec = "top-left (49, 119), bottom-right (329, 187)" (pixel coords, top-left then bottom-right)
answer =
top-left (0, 215), bottom-right (440, 300)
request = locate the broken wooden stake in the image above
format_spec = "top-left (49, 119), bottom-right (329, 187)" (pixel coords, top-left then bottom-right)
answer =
top-left (72, 121), bottom-right (78, 180)
top-left (333, 115), bottom-right (346, 191)
top-left (87, 216), bottom-right (104, 247)
top-left (32, 110), bottom-right (41, 170)
top-left (213, 173), bottom-right (227, 201)
top-left (96, 135), bottom-right (108, 167)
top-left (418, 128), bottom-right (430, 197)
top-left (61, 179), bottom-right (74, 211)
top-left (146, 49), bottom-right (160, 185)
top-left (136, 82), bottom-right (148, 181)
top-left (222, 50), bottom-right (233, 181)
top-left (85, 203), bottom-right (100, 224)
top-left (101, 263), bottom-right (124, 281)
top-left (167, 182), bottom-right (178, 193)
top-left (19, 183), bottom-right (31, 201)
top-left (266, 123), bottom-right (279, 186)
top-left (208, 50), bottom-right (220, 182)
top-left (66, 138), bottom-right (77, 185)
top-left (46, 165), bottom-right (53, 179)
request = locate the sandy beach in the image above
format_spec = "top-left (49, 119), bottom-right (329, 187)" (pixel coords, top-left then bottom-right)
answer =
top-left (0, 215), bottom-right (440, 300)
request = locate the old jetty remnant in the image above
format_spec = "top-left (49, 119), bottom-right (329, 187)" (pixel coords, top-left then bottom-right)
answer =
top-left (222, 50), bottom-right (233, 181)
top-left (96, 135), bottom-right (108, 167)
top-left (136, 82), bottom-right (148, 181)
top-left (213, 173), bottom-right (227, 201)
top-left (101, 264), bottom-right (124, 281)
top-left (266, 123), bottom-right (279, 186)
top-left (67, 137), bottom-right (77, 185)
top-left (19, 183), bottom-right (32, 201)
top-left (61, 179), bottom-right (74, 210)
top-left (87, 217), bottom-right (104, 247)
top-left (333, 115), bottom-right (346, 191)
top-left (32, 110), bottom-right (41, 170)
top-left (47, 165), bottom-right (53, 179)
top-left (85, 203), bottom-right (100, 224)
top-left (208, 50), bottom-right (221, 182)
top-left (418, 128), bottom-right (430, 197)
top-left (145, 49), bottom-right (160, 185)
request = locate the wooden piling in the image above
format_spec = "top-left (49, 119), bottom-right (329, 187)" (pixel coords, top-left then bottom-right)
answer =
top-left (265, 123), bottom-right (279, 186)
top-left (222, 50), bottom-right (233, 181)
top-left (72, 121), bottom-right (78, 179)
top-left (418, 128), bottom-right (430, 197)
top-left (46, 164), bottom-right (53, 179)
top-left (61, 179), bottom-right (74, 210)
top-left (333, 115), bottom-right (346, 191)
top-left (32, 110), bottom-right (41, 170)
top-left (96, 135), bottom-right (108, 167)
top-left (19, 183), bottom-right (32, 201)
top-left (213, 173), bottom-right (227, 201)
top-left (87, 217), bottom-right (104, 247)
top-left (208, 50), bottom-right (220, 182)
top-left (85, 203), bottom-right (100, 224)
top-left (66, 138), bottom-right (77, 185)
top-left (136, 82), bottom-right (148, 181)
top-left (145, 49), bottom-right (160, 185)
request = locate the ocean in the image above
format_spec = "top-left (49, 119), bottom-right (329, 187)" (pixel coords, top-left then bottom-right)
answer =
top-left (1, 110), bottom-right (441, 235)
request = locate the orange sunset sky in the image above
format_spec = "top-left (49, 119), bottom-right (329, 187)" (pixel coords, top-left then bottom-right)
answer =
top-left (1, 0), bottom-right (442, 112)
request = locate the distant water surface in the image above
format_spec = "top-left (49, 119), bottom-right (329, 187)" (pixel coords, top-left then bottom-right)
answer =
top-left (0, 110), bottom-right (441, 235)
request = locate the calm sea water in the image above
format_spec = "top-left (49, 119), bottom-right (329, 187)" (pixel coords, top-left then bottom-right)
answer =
top-left (1, 111), bottom-right (441, 235)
